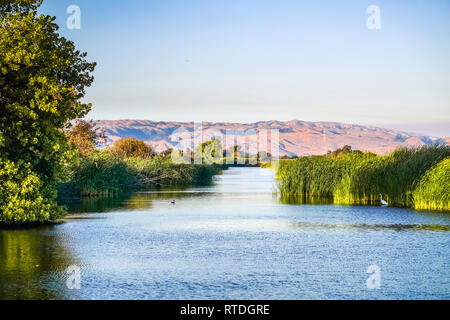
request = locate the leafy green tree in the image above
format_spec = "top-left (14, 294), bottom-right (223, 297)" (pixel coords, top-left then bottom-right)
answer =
top-left (0, 0), bottom-right (39, 15)
top-left (0, 0), bottom-right (96, 224)
top-left (109, 137), bottom-right (156, 159)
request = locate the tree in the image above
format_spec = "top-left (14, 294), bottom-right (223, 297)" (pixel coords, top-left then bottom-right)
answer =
top-left (0, 0), bottom-right (96, 224)
top-left (67, 119), bottom-right (107, 155)
top-left (109, 137), bottom-right (155, 159)
top-left (327, 145), bottom-right (353, 157)
top-left (0, 0), bottom-right (39, 15)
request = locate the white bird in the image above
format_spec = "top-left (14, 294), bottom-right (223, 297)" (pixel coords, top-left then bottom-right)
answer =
top-left (379, 194), bottom-right (388, 206)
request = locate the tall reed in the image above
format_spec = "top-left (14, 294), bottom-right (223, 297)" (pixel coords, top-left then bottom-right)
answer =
top-left (59, 150), bottom-right (222, 198)
top-left (413, 158), bottom-right (449, 211)
top-left (277, 145), bottom-right (450, 211)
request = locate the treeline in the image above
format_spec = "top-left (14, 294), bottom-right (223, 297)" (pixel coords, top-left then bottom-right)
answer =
top-left (174, 139), bottom-right (273, 166)
top-left (59, 121), bottom-right (222, 198)
top-left (277, 145), bottom-right (450, 211)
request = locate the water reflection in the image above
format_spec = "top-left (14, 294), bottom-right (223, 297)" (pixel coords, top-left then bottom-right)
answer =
top-left (63, 196), bottom-right (130, 213)
top-left (0, 227), bottom-right (75, 299)
top-left (1, 167), bottom-right (449, 300)
top-left (62, 188), bottom-right (219, 214)
top-left (279, 195), bottom-right (334, 205)
top-left (288, 221), bottom-right (450, 232)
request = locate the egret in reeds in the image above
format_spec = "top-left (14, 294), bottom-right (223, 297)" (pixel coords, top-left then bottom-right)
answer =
top-left (380, 194), bottom-right (388, 206)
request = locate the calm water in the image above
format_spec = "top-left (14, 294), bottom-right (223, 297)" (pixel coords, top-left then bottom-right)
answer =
top-left (0, 167), bottom-right (449, 299)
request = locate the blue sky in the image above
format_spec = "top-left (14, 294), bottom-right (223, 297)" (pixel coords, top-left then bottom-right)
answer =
top-left (40, 0), bottom-right (450, 136)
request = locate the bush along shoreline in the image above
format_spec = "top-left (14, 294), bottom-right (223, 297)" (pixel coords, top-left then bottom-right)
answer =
top-left (277, 145), bottom-right (450, 212)
top-left (57, 133), bottom-right (265, 200)
top-left (58, 149), bottom-right (224, 199)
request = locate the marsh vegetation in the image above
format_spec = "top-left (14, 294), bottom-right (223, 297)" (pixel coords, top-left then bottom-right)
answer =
top-left (277, 145), bottom-right (450, 211)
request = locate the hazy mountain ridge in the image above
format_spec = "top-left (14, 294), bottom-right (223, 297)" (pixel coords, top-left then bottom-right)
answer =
top-left (95, 120), bottom-right (449, 156)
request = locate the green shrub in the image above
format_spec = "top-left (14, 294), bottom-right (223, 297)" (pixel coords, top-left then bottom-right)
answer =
top-left (0, 161), bottom-right (64, 224)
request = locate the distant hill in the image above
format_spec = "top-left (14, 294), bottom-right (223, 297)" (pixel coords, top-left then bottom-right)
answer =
top-left (95, 120), bottom-right (448, 156)
top-left (444, 137), bottom-right (450, 145)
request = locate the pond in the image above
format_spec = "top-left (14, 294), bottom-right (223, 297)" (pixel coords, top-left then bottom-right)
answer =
top-left (0, 167), bottom-right (449, 299)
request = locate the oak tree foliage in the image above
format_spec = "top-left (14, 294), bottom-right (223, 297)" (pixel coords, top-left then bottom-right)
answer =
top-left (0, 0), bottom-right (96, 224)
top-left (67, 119), bottom-right (107, 156)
